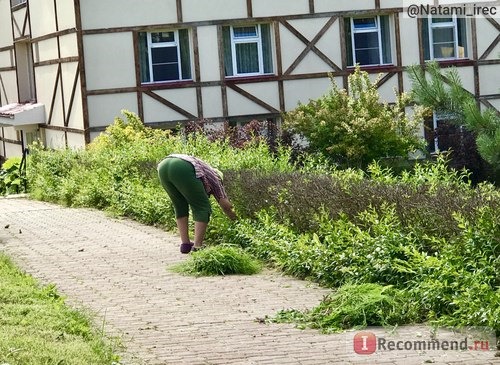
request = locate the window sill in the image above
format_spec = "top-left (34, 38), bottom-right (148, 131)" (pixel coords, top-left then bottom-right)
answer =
top-left (428, 59), bottom-right (474, 67)
top-left (140, 79), bottom-right (194, 89)
top-left (225, 74), bottom-right (277, 83)
top-left (347, 64), bottom-right (398, 72)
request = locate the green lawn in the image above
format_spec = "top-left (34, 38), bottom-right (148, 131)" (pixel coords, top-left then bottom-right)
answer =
top-left (0, 253), bottom-right (121, 365)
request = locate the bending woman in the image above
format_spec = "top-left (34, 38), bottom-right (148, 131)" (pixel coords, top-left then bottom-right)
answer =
top-left (157, 154), bottom-right (237, 253)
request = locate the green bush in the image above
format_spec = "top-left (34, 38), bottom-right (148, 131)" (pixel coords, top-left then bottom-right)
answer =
top-left (25, 109), bottom-right (500, 334)
top-left (0, 157), bottom-right (25, 195)
top-left (409, 61), bottom-right (500, 171)
top-left (284, 66), bottom-right (425, 167)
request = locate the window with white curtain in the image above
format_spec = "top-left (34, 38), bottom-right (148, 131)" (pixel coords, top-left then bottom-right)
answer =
top-left (422, 16), bottom-right (468, 60)
top-left (223, 24), bottom-right (273, 77)
top-left (345, 15), bottom-right (392, 67)
top-left (138, 29), bottom-right (192, 83)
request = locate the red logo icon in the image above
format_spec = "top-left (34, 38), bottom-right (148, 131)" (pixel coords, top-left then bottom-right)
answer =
top-left (353, 331), bottom-right (377, 355)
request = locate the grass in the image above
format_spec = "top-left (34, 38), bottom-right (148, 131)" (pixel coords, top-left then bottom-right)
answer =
top-left (0, 253), bottom-right (121, 365)
top-left (272, 283), bottom-right (417, 334)
top-left (170, 245), bottom-right (262, 276)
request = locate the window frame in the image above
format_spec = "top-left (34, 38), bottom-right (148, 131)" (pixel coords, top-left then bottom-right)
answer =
top-left (147, 31), bottom-right (181, 83)
top-left (347, 15), bottom-right (392, 67)
top-left (424, 15), bottom-right (468, 61)
top-left (139, 29), bottom-right (192, 84)
top-left (224, 23), bottom-right (274, 77)
top-left (428, 16), bottom-right (459, 60)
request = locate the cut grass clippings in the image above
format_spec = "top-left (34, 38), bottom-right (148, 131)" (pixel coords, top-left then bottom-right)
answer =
top-left (0, 253), bottom-right (121, 365)
top-left (271, 283), bottom-right (418, 334)
top-left (170, 245), bottom-right (262, 276)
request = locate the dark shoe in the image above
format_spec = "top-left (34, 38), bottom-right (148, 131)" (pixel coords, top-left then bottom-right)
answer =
top-left (180, 242), bottom-right (193, 254)
top-left (190, 245), bottom-right (204, 253)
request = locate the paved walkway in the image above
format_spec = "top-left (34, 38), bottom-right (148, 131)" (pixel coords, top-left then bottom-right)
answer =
top-left (0, 197), bottom-right (498, 365)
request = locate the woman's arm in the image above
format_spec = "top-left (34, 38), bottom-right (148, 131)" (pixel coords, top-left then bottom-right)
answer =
top-left (218, 198), bottom-right (237, 220)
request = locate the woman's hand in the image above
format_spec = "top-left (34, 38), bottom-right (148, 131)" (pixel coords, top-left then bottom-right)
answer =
top-left (218, 198), bottom-right (238, 220)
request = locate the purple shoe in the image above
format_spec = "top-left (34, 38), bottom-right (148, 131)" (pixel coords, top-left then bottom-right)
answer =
top-left (180, 242), bottom-right (193, 254)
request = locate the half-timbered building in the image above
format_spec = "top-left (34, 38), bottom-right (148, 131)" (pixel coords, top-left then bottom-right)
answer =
top-left (0, 0), bottom-right (499, 161)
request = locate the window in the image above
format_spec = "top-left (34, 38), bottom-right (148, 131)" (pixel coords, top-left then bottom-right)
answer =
top-left (138, 29), bottom-right (191, 83)
top-left (223, 24), bottom-right (273, 77)
top-left (424, 112), bottom-right (463, 153)
top-left (345, 15), bottom-right (392, 67)
top-left (422, 16), bottom-right (468, 60)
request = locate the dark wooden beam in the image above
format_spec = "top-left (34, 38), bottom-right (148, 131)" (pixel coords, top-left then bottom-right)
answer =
top-left (143, 90), bottom-right (197, 119)
top-left (226, 83), bottom-right (280, 113)
top-left (281, 19), bottom-right (341, 74)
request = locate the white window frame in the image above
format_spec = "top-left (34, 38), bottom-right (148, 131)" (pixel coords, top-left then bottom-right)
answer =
top-left (427, 16), bottom-right (460, 60)
top-left (350, 16), bottom-right (384, 66)
top-left (230, 25), bottom-right (265, 76)
top-left (146, 30), bottom-right (183, 83)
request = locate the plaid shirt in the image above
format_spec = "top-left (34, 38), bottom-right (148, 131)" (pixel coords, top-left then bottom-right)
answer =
top-left (167, 154), bottom-right (227, 201)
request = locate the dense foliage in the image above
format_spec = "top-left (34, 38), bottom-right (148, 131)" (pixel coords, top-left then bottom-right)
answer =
top-left (0, 157), bottom-right (25, 195)
top-left (283, 67), bottom-right (426, 167)
top-left (408, 61), bottom-right (500, 176)
top-left (26, 111), bottom-right (500, 336)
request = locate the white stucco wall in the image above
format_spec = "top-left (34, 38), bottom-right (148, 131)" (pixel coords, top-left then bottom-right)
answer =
top-left (61, 62), bottom-right (84, 130)
top-left (11, 8), bottom-right (27, 39)
top-left (35, 38), bottom-right (59, 63)
top-left (182, 0), bottom-right (247, 22)
top-left (59, 33), bottom-right (79, 59)
top-left (0, 71), bottom-right (19, 105)
top-left (315, 0), bottom-right (369, 13)
top-left (479, 65), bottom-right (500, 95)
top-left (83, 33), bottom-right (136, 91)
top-left (282, 18), bottom-right (342, 75)
top-left (146, 88), bottom-right (199, 123)
top-left (228, 81), bottom-right (280, 115)
top-left (399, 17), bottom-right (420, 67)
top-left (201, 87), bottom-right (223, 119)
top-left (30, 1), bottom-right (56, 38)
top-left (87, 93), bottom-right (138, 127)
top-left (44, 128), bottom-right (66, 149)
top-left (197, 25), bottom-right (221, 82)
top-left (35, 64), bottom-right (58, 109)
top-left (252, 0), bottom-right (309, 17)
top-left (80, 0), bottom-right (178, 30)
top-left (283, 78), bottom-right (333, 111)
top-left (66, 132), bottom-right (86, 149)
top-left (476, 18), bottom-right (500, 60)
top-left (0, 0), bottom-right (13, 47)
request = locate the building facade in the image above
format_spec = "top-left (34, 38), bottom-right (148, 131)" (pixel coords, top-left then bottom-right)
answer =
top-left (0, 0), bottom-right (499, 160)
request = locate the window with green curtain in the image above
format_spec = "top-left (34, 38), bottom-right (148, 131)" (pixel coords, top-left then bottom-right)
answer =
top-left (261, 24), bottom-right (273, 73)
top-left (179, 29), bottom-right (192, 79)
top-left (223, 26), bottom-right (234, 76)
top-left (139, 32), bottom-right (150, 83)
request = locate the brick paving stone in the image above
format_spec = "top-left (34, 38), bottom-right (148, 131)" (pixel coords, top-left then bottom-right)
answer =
top-left (0, 197), bottom-right (498, 365)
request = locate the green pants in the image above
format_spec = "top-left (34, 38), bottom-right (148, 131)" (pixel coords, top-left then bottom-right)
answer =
top-left (157, 157), bottom-right (211, 223)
